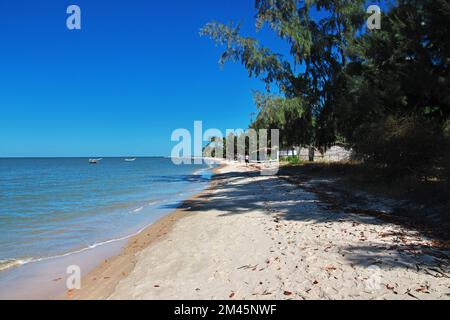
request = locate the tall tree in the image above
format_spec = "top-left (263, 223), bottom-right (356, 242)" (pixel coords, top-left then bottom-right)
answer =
top-left (202, 0), bottom-right (450, 178)
top-left (201, 0), bottom-right (366, 153)
top-left (336, 0), bottom-right (450, 177)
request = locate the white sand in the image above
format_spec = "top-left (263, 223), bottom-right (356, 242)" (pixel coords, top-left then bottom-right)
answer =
top-left (108, 163), bottom-right (450, 300)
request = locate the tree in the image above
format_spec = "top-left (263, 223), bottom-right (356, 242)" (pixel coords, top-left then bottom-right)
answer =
top-left (336, 0), bottom-right (450, 177)
top-left (202, 0), bottom-right (450, 179)
top-left (201, 0), bottom-right (366, 155)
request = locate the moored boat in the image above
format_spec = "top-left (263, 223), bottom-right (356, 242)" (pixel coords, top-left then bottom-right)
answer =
top-left (89, 158), bottom-right (102, 164)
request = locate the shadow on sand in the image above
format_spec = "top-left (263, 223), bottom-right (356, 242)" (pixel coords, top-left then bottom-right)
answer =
top-left (161, 169), bottom-right (449, 276)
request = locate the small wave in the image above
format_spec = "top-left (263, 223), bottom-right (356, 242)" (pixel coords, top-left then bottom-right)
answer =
top-left (193, 167), bottom-right (209, 175)
top-left (0, 258), bottom-right (33, 272)
top-left (0, 166), bottom-right (215, 274)
top-left (129, 206), bottom-right (144, 214)
top-left (0, 224), bottom-right (152, 273)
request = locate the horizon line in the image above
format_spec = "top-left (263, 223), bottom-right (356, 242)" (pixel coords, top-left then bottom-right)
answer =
top-left (0, 156), bottom-right (169, 159)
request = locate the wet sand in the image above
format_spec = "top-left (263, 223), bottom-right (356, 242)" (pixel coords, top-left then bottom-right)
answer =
top-left (68, 164), bottom-right (225, 299)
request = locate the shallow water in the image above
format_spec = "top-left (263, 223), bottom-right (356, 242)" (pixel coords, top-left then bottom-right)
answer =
top-left (0, 157), bottom-right (211, 272)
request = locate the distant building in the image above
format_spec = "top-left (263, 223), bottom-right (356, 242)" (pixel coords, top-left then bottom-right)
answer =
top-left (281, 144), bottom-right (352, 162)
top-left (279, 149), bottom-right (298, 157)
top-left (298, 144), bottom-right (352, 162)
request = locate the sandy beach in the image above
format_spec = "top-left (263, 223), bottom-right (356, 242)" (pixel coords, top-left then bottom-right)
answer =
top-left (71, 162), bottom-right (450, 300)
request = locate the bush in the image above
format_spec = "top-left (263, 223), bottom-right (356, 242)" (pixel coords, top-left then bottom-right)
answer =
top-left (281, 155), bottom-right (301, 165)
top-left (352, 116), bottom-right (447, 179)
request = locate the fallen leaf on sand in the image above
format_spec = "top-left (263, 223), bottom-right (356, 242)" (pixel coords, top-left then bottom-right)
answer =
top-left (313, 280), bottom-right (319, 285)
top-left (325, 265), bottom-right (337, 272)
top-left (405, 289), bottom-right (419, 300)
top-left (415, 286), bottom-right (430, 294)
top-left (66, 290), bottom-right (74, 298)
top-left (229, 292), bottom-right (235, 298)
top-left (386, 284), bottom-right (399, 294)
top-left (154, 285), bottom-right (160, 288)
top-left (283, 291), bottom-right (293, 296)
top-left (386, 284), bottom-right (395, 290)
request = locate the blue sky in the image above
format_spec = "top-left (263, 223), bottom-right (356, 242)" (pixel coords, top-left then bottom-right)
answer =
top-left (0, 1), bottom-right (384, 157)
top-left (0, 0), bottom-right (288, 157)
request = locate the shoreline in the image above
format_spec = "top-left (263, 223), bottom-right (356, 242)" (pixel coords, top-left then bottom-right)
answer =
top-left (69, 163), bottom-right (226, 300)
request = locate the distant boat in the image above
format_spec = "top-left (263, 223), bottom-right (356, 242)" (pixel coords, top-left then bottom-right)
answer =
top-left (125, 158), bottom-right (136, 162)
top-left (89, 158), bottom-right (103, 164)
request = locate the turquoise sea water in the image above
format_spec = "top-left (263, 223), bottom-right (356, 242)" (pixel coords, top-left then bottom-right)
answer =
top-left (0, 157), bottom-right (211, 271)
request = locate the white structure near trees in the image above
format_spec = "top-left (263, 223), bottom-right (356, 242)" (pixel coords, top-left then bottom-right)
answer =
top-left (281, 144), bottom-right (352, 162)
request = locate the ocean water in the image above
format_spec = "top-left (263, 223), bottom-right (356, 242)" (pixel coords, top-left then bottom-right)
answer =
top-left (0, 157), bottom-right (212, 272)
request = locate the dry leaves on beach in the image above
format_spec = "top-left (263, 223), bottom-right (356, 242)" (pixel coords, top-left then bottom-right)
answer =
top-left (325, 265), bottom-right (337, 273)
top-left (101, 163), bottom-right (450, 300)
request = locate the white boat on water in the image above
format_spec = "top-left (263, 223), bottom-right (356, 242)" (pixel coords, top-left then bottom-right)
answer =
top-left (125, 158), bottom-right (136, 162)
top-left (89, 158), bottom-right (103, 164)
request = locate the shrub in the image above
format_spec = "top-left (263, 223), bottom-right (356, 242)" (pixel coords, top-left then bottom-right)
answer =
top-left (281, 155), bottom-right (301, 165)
top-left (352, 116), bottom-right (447, 179)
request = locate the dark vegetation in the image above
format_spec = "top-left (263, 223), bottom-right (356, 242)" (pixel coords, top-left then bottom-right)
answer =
top-left (201, 0), bottom-right (450, 183)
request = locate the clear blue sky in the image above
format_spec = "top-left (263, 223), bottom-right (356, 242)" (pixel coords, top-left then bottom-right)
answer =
top-left (0, 0), bottom-right (288, 157)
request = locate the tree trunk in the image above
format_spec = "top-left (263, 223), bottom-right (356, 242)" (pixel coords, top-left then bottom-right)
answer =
top-left (308, 146), bottom-right (315, 162)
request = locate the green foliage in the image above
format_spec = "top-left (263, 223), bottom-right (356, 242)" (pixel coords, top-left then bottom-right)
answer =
top-left (251, 92), bottom-right (313, 149)
top-left (201, 0), bottom-right (366, 151)
top-left (352, 116), bottom-right (446, 177)
top-left (338, 0), bottom-right (450, 178)
top-left (202, 0), bottom-right (450, 179)
top-left (281, 155), bottom-right (302, 165)
top-left (200, 21), bottom-right (293, 91)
